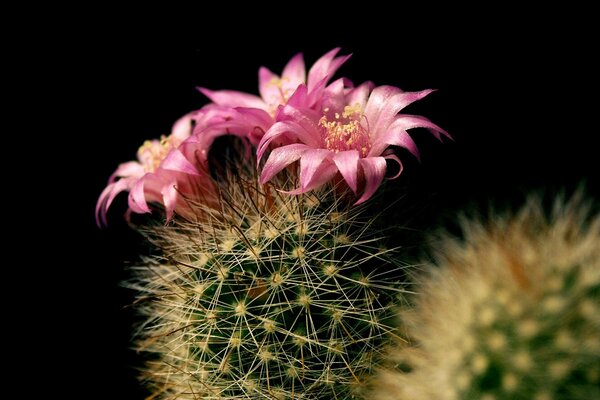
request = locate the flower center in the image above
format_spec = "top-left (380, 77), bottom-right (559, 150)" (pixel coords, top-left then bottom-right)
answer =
top-left (137, 136), bottom-right (173, 173)
top-left (320, 104), bottom-right (370, 157)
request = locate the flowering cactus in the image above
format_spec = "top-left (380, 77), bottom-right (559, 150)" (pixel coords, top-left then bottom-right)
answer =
top-left (368, 194), bottom-right (600, 400)
top-left (98, 48), bottom-right (448, 398)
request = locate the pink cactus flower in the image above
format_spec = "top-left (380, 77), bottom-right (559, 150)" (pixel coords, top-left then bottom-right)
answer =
top-left (196, 48), bottom-right (351, 145)
top-left (257, 83), bottom-right (449, 204)
top-left (96, 113), bottom-right (215, 226)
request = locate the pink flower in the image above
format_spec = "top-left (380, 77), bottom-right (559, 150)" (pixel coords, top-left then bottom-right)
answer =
top-left (196, 48), bottom-right (351, 145)
top-left (257, 83), bottom-right (449, 204)
top-left (96, 113), bottom-right (215, 226)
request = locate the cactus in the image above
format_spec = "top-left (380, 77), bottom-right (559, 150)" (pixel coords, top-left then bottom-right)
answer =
top-left (368, 193), bottom-right (600, 400)
top-left (130, 167), bottom-right (407, 399)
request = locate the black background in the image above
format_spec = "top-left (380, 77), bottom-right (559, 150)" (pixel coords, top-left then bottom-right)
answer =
top-left (53, 9), bottom-right (598, 398)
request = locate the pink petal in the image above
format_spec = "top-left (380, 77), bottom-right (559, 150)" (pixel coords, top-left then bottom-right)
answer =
top-left (390, 114), bottom-right (451, 141)
top-left (383, 153), bottom-right (404, 180)
top-left (190, 105), bottom-right (272, 160)
top-left (285, 162), bottom-right (338, 195)
top-left (369, 114), bottom-right (450, 159)
top-left (367, 87), bottom-right (436, 140)
top-left (321, 78), bottom-right (347, 114)
top-left (233, 107), bottom-right (274, 145)
top-left (346, 81), bottom-right (375, 110)
top-left (369, 128), bottom-right (420, 160)
top-left (128, 175), bottom-right (153, 214)
top-left (307, 48), bottom-right (351, 92)
top-left (234, 107), bottom-right (273, 129)
top-left (307, 48), bottom-right (339, 90)
top-left (184, 129), bottom-right (218, 165)
top-left (285, 79), bottom-right (328, 110)
top-left (160, 177), bottom-right (178, 222)
top-left (276, 105), bottom-right (321, 139)
top-left (160, 148), bottom-right (200, 175)
top-left (170, 112), bottom-right (195, 142)
top-left (257, 119), bottom-right (320, 161)
top-left (95, 177), bottom-right (135, 226)
top-left (258, 67), bottom-right (281, 104)
top-left (299, 149), bottom-right (332, 191)
top-left (282, 52), bottom-right (306, 87)
top-left (193, 107), bottom-right (272, 148)
top-left (111, 161), bottom-right (144, 181)
top-left (363, 85), bottom-right (402, 132)
top-left (286, 84), bottom-right (309, 108)
top-left (332, 150), bottom-right (360, 193)
top-left (356, 157), bottom-right (387, 204)
top-left (260, 143), bottom-right (310, 184)
top-left (257, 121), bottom-right (293, 160)
top-left (193, 104), bottom-right (238, 126)
top-left (96, 185), bottom-right (114, 226)
top-left (198, 87), bottom-right (265, 109)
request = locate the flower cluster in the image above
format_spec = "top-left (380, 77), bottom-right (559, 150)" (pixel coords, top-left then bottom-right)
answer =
top-left (97, 48), bottom-right (448, 224)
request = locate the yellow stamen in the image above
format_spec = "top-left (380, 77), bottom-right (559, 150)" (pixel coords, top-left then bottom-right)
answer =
top-left (319, 103), bottom-right (370, 157)
top-left (137, 135), bottom-right (175, 173)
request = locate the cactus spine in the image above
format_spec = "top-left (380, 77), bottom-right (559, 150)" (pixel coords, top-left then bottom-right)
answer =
top-left (131, 170), bottom-right (407, 399)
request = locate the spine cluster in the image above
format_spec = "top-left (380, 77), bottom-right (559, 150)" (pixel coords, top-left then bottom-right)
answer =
top-left (369, 195), bottom-right (600, 400)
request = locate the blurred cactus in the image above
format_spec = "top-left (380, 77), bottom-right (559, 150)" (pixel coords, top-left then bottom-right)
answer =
top-left (369, 193), bottom-right (600, 400)
top-left (130, 169), bottom-right (407, 399)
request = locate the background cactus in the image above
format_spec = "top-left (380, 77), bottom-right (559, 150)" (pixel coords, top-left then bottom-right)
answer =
top-left (130, 167), bottom-right (408, 399)
top-left (368, 193), bottom-right (600, 400)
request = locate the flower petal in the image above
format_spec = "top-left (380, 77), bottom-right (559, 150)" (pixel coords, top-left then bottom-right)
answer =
top-left (305, 77), bottom-right (328, 109)
top-left (307, 48), bottom-right (351, 92)
top-left (322, 78), bottom-right (347, 114)
top-left (234, 107), bottom-right (273, 145)
top-left (363, 86), bottom-right (401, 136)
top-left (369, 114), bottom-right (450, 159)
top-left (346, 81), bottom-right (375, 110)
top-left (285, 162), bottom-right (338, 195)
top-left (194, 107), bottom-right (273, 147)
top-left (234, 107), bottom-right (273, 128)
top-left (276, 105), bottom-right (321, 139)
top-left (383, 153), bottom-right (404, 180)
top-left (366, 87), bottom-right (436, 140)
top-left (257, 119), bottom-right (320, 161)
top-left (128, 175), bottom-right (153, 214)
top-left (282, 52), bottom-right (306, 87)
top-left (258, 67), bottom-right (282, 105)
top-left (390, 114), bottom-right (451, 141)
top-left (170, 112), bottom-right (195, 142)
top-left (160, 148), bottom-right (200, 175)
top-left (356, 157), bottom-right (387, 204)
top-left (160, 177), bottom-right (178, 222)
top-left (198, 87), bottom-right (265, 109)
top-left (332, 150), bottom-right (360, 193)
top-left (95, 177), bottom-right (136, 226)
top-left (193, 104), bottom-right (239, 126)
top-left (286, 84), bottom-right (309, 108)
top-left (260, 143), bottom-right (310, 184)
top-left (299, 149), bottom-right (332, 191)
top-left (111, 161), bottom-right (144, 181)
top-left (369, 128), bottom-right (420, 161)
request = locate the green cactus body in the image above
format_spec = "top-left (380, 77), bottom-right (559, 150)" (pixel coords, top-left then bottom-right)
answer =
top-left (132, 173), bottom-right (406, 399)
top-left (370, 195), bottom-right (600, 400)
